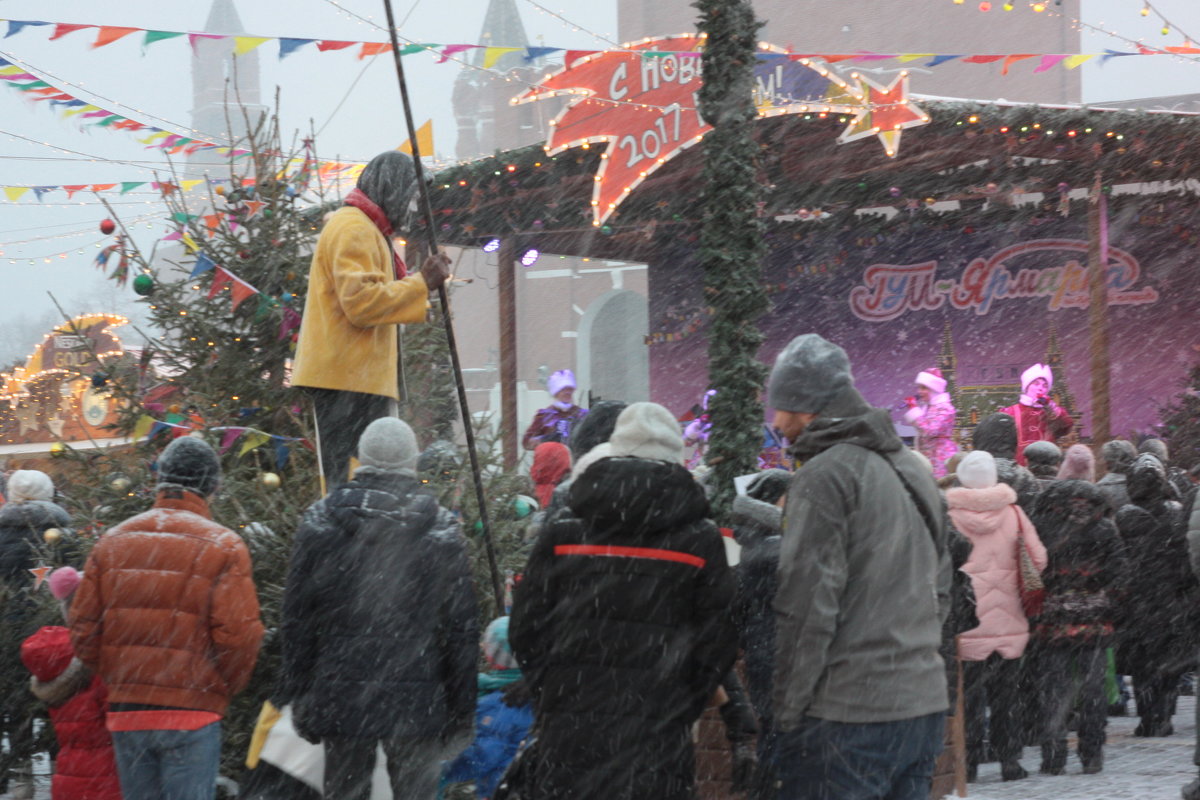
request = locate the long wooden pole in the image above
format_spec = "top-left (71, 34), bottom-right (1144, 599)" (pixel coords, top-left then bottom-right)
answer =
top-left (498, 239), bottom-right (518, 469)
top-left (380, 0), bottom-right (504, 613)
top-left (1088, 173), bottom-right (1112, 446)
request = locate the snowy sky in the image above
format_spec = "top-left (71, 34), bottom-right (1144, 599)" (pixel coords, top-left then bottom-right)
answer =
top-left (0, 0), bottom-right (1197, 361)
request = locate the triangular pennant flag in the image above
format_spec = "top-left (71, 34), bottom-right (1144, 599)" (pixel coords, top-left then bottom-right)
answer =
top-left (895, 53), bottom-right (934, 63)
top-left (1034, 54), bottom-right (1069, 73)
top-left (180, 179), bottom-right (204, 192)
top-left (191, 252), bottom-right (217, 277)
top-left (62, 184), bottom-right (86, 198)
top-left (962, 55), bottom-right (1005, 64)
top-left (90, 184), bottom-right (116, 192)
top-left (51, 23), bottom-right (92, 40)
top-left (359, 42), bottom-right (392, 59)
top-left (120, 181), bottom-right (145, 194)
top-left (3, 187), bottom-right (29, 202)
top-left (5, 21), bottom-right (49, 38)
top-left (243, 200), bottom-right (267, 218)
top-left (1064, 54), bottom-right (1097, 69)
top-left (278, 307), bottom-right (303, 341)
top-left (524, 46), bottom-right (561, 62)
top-left (1001, 54), bottom-right (1036, 75)
top-left (239, 431), bottom-right (270, 457)
top-left (316, 40), bottom-right (355, 52)
top-left (399, 43), bottom-right (429, 55)
top-left (31, 186), bottom-right (52, 201)
top-left (234, 36), bottom-right (271, 55)
top-left (230, 279), bottom-right (258, 310)
top-left (143, 30), bottom-right (185, 49)
top-left (207, 267), bottom-right (233, 299)
top-left (273, 438), bottom-right (291, 470)
top-left (924, 54), bottom-right (961, 67)
top-left (132, 414), bottom-right (156, 440)
top-left (204, 214), bottom-right (222, 235)
top-left (565, 50), bottom-right (599, 66)
top-left (483, 46), bottom-right (521, 69)
top-left (398, 119), bottom-right (433, 156)
top-left (1101, 49), bottom-right (1136, 63)
top-left (161, 230), bottom-right (182, 242)
top-left (437, 44), bottom-right (480, 63)
top-left (64, 104), bottom-right (99, 117)
top-left (13, 81), bottom-right (52, 91)
top-left (219, 428), bottom-right (245, 454)
top-left (93, 26), bottom-right (140, 49)
top-left (188, 33), bottom-right (223, 50)
top-left (278, 38), bottom-right (314, 58)
top-left (181, 233), bottom-right (199, 253)
top-left (148, 421), bottom-right (171, 439)
top-left (171, 212), bottom-right (198, 223)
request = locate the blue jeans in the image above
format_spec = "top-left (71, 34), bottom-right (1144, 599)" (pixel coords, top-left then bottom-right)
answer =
top-left (777, 712), bottom-right (944, 800)
top-left (111, 722), bottom-right (222, 800)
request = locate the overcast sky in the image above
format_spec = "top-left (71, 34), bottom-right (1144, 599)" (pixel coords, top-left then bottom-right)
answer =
top-left (0, 0), bottom-right (1197, 362)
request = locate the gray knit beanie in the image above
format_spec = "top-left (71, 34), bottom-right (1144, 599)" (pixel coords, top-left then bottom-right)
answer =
top-left (157, 436), bottom-right (222, 496)
top-left (1101, 439), bottom-right (1137, 474)
top-left (357, 417), bottom-right (419, 474)
top-left (1023, 440), bottom-right (1062, 468)
top-left (767, 334), bottom-right (853, 414)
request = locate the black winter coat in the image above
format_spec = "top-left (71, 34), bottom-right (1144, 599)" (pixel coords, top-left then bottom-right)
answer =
top-left (279, 469), bottom-right (478, 741)
top-left (1115, 456), bottom-right (1195, 665)
top-left (1030, 481), bottom-right (1127, 643)
top-left (971, 414), bottom-right (1040, 511)
top-left (730, 493), bottom-right (780, 726)
top-left (510, 456), bottom-right (737, 800)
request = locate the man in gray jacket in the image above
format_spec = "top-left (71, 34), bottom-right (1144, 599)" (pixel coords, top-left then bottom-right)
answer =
top-left (768, 334), bottom-right (950, 800)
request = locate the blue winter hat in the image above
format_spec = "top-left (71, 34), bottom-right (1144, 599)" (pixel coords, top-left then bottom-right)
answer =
top-left (767, 334), bottom-right (854, 414)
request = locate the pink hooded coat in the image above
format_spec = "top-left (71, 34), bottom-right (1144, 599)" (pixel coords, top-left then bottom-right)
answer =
top-left (947, 483), bottom-right (1047, 661)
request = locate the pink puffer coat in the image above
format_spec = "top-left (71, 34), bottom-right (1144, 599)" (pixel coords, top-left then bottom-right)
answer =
top-left (947, 483), bottom-right (1047, 661)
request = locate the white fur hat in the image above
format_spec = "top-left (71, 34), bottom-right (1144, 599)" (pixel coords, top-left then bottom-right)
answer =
top-left (608, 402), bottom-right (685, 464)
top-left (1021, 363), bottom-right (1053, 394)
top-left (547, 369), bottom-right (576, 397)
top-left (957, 450), bottom-right (998, 489)
top-left (7, 470), bottom-right (54, 503)
top-left (916, 368), bottom-right (947, 394)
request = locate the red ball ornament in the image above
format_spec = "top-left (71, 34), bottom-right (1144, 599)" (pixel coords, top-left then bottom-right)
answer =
top-left (100, 219), bottom-right (116, 235)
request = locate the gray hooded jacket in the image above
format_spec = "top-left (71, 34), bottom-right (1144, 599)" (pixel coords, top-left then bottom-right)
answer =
top-left (773, 385), bottom-right (950, 728)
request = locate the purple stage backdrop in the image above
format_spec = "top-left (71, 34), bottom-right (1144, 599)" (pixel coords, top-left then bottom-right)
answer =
top-left (648, 199), bottom-right (1200, 439)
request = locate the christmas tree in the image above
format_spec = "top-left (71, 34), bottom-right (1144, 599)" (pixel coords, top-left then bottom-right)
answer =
top-left (1159, 362), bottom-right (1200, 469)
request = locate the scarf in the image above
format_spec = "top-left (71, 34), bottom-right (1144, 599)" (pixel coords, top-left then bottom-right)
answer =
top-left (478, 668), bottom-right (522, 695)
top-left (344, 188), bottom-right (407, 279)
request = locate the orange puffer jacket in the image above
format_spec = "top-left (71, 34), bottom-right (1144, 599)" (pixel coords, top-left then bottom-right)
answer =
top-left (70, 489), bottom-right (264, 715)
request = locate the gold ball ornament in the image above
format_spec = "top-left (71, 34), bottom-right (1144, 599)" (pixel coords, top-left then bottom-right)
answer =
top-left (43, 528), bottom-right (62, 544)
top-left (49, 442), bottom-right (66, 458)
top-left (260, 472), bottom-right (281, 490)
top-left (110, 477), bottom-right (131, 492)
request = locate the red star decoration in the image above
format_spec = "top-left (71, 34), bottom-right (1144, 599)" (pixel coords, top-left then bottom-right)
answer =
top-left (29, 564), bottom-right (52, 591)
top-left (839, 72), bottom-right (930, 157)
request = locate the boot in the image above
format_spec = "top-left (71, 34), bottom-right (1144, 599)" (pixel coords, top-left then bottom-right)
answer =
top-left (9, 760), bottom-right (33, 800)
top-left (1001, 760), bottom-right (1028, 781)
top-left (1081, 752), bottom-right (1104, 775)
top-left (1039, 741), bottom-right (1067, 776)
top-left (965, 763), bottom-right (978, 783)
top-left (1182, 775), bottom-right (1200, 800)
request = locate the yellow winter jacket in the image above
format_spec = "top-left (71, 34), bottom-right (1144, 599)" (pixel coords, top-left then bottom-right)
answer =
top-left (292, 206), bottom-right (429, 399)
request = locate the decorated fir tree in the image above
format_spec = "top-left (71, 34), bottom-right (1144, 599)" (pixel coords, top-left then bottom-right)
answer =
top-left (1160, 363), bottom-right (1200, 470)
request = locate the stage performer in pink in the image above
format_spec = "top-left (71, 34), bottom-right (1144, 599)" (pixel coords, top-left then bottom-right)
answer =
top-left (1000, 363), bottom-right (1073, 466)
top-left (903, 367), bottom-right (958, 478)
top-left (522, 370), bottom-right (588, 451)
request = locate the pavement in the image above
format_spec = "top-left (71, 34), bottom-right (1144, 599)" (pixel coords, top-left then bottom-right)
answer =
top-left (3, 698), bottom-right (1198, 799)
top-left (965, 696), bottom-right (1198, 800)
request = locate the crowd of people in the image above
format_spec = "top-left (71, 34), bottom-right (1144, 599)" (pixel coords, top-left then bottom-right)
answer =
top-left (0, 333), bottom-right (1196, 800)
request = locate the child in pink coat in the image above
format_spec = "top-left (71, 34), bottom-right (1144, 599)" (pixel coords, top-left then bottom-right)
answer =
top-left (947, 450), bottom-right (1047, 783)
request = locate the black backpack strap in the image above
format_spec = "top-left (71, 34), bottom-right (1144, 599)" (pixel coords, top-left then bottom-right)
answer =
top-left (877, 450), bottom-right (941, 549)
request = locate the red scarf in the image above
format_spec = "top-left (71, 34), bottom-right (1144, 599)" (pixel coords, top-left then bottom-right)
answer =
top-left (344, 188), bottom-right (407, 278)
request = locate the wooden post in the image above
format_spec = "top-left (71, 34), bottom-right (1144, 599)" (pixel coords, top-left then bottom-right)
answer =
top-left (1087, 174), bottom-right (1112, 445)
top-left (498, 238), bottom-right (519, 468)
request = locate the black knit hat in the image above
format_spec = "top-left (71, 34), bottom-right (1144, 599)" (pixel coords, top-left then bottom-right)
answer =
top-left (157, 436), bottom-right (221, 496)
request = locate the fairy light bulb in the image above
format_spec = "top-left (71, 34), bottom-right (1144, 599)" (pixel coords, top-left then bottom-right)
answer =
top-left (1032, 2), bottom-right (1046, 11)
top-left (979, 1), bottom-right (991, 10)
top-left (1141, 4), bottom-right (1150, 15)
top-left (1003, 1), bottom-right (1014, 8)
top-left (1162, 25), bottom-right (1171, 35)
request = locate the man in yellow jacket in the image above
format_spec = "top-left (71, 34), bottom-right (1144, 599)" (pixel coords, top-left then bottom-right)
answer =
top-left (292, 150), bottom-right (449, 486)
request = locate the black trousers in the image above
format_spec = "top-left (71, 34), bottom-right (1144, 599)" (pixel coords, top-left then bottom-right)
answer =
top-left (308, 388), bottom-right (393, 489)
top-left (323, 737), bottom-right (442, 800)
top-left (1036, 642), bottom-right (1107, 766)
top-left (963, 653), bottom-right (1024, 766)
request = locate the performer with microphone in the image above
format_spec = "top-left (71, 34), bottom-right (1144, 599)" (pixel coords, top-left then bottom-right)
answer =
top-left (903, 367), bottom-right (957, 477)
top-left (999, 363), bottom-right (1073, 466)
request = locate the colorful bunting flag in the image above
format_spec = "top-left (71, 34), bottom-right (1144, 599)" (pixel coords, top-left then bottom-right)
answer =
top-left (191, 253), bottom-right (217, 277)
top-left (359, 42), bottom-right (392, 59)
top-left (278, 38), bottom-right (315, 58)
top-left (50, 23), bottom-right (91, 40)
top-left (239, 431), bottom-right (270, 457)
top-left (93, 26), bottom-right (139, 49)
top-left (207, 267), bottom-right (233, 299)
top-left (143, 30), bottom-right (185, 49)
top-left (230, 278), bottom-right (258, 310)
top-left (234, 36), bottom-right (270, 55)
top-left (482, 47), bottom-right (521, 69)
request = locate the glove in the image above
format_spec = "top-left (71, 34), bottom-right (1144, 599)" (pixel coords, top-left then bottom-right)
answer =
top-left (905, 396), bottom-right (918, 409)
top-left (730, 739), bottom-right (758, 793)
